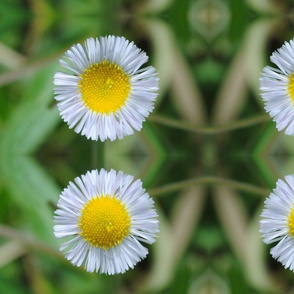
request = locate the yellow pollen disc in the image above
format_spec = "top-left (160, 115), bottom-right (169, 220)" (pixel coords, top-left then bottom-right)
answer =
top-left (288, 73), bottom-right (294, 102)
top-left (288, 206), bottom-right (294, 236)
top-left (78, 60), bottom-right (131, 115)
top-left (78, 195), bottom-right (131, 249)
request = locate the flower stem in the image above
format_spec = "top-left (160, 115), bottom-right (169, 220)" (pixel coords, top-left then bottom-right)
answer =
top-left (149, 114), bottom-right (270, 134)
top-left (149, 176), bottom-right (270, 197)
top-left (0, 225), bottom-right (62, 259)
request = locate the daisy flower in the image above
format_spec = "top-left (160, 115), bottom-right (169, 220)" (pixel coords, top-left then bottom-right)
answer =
top-left (260, 175), bottom-right (294, 271)
top-left (260, 38), bottom-right (294, 135)
top-left (54, 36), bottom-right (159, 141)
top-left (54, 169), bottom-right (159, 275)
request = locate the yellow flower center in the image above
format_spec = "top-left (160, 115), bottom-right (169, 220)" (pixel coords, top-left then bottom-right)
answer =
top-left (78, 195), bottom-right (131, 249)
top-left (78, 60), bottom-right (131, 115)
top-left (288, 73), bottom-right (294, 101)
top-left (288, 206), bottom-right (294, 236)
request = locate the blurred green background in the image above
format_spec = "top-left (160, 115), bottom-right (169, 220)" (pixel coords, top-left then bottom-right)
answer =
top-left (1, 0), bottom-right (294, 293)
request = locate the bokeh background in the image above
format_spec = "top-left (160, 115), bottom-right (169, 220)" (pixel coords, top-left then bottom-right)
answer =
top-left (1, 0), bottom-right (294, 293)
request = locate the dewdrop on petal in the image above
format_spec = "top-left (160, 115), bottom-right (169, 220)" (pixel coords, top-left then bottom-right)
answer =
top-left (54, 169), bottom-right (159, 274)
top-left (54, 36), bottom-right (159, 141)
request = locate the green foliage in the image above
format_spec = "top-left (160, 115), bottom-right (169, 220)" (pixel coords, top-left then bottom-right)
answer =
top-left (0, 0), bottom-right (293, 293)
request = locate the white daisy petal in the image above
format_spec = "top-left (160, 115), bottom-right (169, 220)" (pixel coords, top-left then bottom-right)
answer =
top-left (260, 174), bottom-right (294, 271)
top-left (54, 169), bottom-right (159, 275)
top-left (260, 38), bottom-right (294, 135)
top-left (54, 36), bottom-right (159, 141)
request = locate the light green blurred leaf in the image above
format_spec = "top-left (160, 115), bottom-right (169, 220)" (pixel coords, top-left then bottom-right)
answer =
top-left (0, 64), bottom-right (61, 244)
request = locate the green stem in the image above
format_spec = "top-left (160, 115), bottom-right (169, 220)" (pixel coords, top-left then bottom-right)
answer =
top-left (0, 55), bottom-right (59, 86)
top-left (0, 225), bottom-right (62, 260)
top-left (149, 176), bottom-right (270, 197)
top-left (149, 114), bottom-right (270, 134)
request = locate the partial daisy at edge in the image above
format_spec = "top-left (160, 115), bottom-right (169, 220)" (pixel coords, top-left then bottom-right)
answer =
top-left (53, 36), bottom-right (159, 141)
top-left (260, 37), bottom-right (294, 135)
top-left (53, 168), bottom-right (159, 275)
top-left (260, 174), bottom-right (294, 271)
